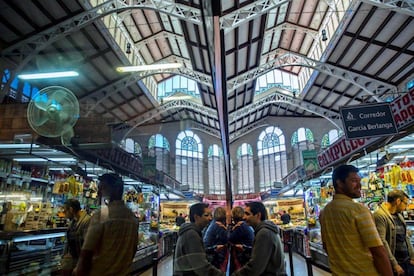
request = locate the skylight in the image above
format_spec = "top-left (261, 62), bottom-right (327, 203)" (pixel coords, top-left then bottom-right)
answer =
top-left (255, 70), bottom-right (299, 96)
top-left (157, 75), bottom-right (200, 102)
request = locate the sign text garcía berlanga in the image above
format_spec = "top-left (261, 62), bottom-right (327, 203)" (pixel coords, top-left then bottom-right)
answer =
top-left (340, 102), bottom-right (398, 139)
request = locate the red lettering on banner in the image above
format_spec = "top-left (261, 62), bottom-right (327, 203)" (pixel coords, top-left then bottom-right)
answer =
top-left (333, 144), bottom-right (341, 159)
top-left (318, 155), bottom-right (326, 168)
top-left (317, 137), bottom-right (372, 169)
top-left (391, 89), bottom-right (414, 128)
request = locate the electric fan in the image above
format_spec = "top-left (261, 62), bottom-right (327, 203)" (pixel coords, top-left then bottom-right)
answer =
top-left (27, 86), bottom-right (80, 145)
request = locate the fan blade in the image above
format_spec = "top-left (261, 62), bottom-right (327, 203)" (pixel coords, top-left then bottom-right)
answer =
top-left (59, 107), bottom-right (79, 127)
top-left (34, 87), bottom-right (66, 112)
top-left (33, 93), bottom-right (50, 111)
top-left (51, 89), bottom-right (79, 126)
top-left (49, 89), bottom-right (69, 106)
top-left (61, 127), bottom-right (74, 146)
top-left (31, 111), bottom-right (49, 127)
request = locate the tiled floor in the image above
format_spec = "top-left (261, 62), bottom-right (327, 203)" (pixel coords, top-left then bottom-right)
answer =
top-left (138, 252), bottom-right (331, 275)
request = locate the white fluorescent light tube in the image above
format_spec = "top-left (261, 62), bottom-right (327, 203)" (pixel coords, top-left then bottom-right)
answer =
top-left (86, 167), bottom-right (104, 171)
top-left (14, 158), bottom-right (47, 162)
top-left (14, 157), bottom-right (77, 162)
top-left (394, 155), bottom-right (414, 159)
top-left (389, 144), bottom-right (414, 149)
top-left (17, 71), bottom-right (79, 80)
top-left (0, 143), bottom-right (40, 149)
top-left (50, 158), bottom-right (77, 162)
top-left (116, 63), bottom-right (182, 72)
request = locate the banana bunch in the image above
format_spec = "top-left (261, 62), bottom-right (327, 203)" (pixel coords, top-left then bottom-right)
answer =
top-left (67, 175), bottom-right (84, 195)
top-left (390, 164), bottom-right (402, 188)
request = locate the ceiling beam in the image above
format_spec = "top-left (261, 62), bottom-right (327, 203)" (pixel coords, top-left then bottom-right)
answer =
top-left (127, 98), bottom-right (217, 125)
top-left (134, 30), bottom-right (187, 56)
top-left (263, 22), bottom-right (320, 42)
top-left (228, 52), bottom-right (398, 101)
top-left (220, 0), bottom-right (290, 33)
top-left (229, 117), bottom-right (270, 142)
top-left (230, 90), bottom-right (343, 130)
top-left (185, 121), bottom-right (221, 139)
top-left (119, 97), bottom-right (218, 140)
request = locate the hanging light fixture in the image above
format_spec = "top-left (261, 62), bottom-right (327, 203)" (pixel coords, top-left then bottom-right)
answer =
top-left (116, 63), bottom-right (182, 72)
top-left (17, 71), bottom-right (79, 80)
top-left (126, 42), bottom-right (132, 54)
top-left (321, 29), bottom-right (328, 41)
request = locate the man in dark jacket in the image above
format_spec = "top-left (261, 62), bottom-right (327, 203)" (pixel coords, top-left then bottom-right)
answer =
top-left (173, 202), bottom-right (225, 276)
top-left (175, 213), bottom-right (186, 226)
top-left (280, 210), bottom-right (291, 224)
top-left (232, 201), bottom-right (286, 276)
top-left (373, 190), bottom-right (414, 275)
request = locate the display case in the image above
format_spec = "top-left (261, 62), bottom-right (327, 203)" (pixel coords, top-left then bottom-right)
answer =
top-left (308, 227), bottom-right (330, 270)
top-left (131, 221), bottom-right (159, 273)
top-left (126, 189), bottom-right (161, 274)
top-left (158, 229), bottom-right (177, 259)
top-left (0, 228), bottom-right (66, 275)
top-left (406, 220), bottom-right (414, 246)
top-left (292, 227), bottom-right (306, 256)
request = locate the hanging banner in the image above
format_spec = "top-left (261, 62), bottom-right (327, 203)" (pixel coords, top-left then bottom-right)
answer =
top-left (318, 88), bottom-right (414, 170)
top-left (302, 150), bottom-right (319, 176)
top-left (340, 103), bottom-right (398, 139)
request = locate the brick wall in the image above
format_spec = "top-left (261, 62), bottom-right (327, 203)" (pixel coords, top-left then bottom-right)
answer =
top-left (0, 104), bottom-right (113, 144)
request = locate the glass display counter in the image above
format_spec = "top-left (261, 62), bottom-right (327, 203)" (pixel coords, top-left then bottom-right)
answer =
top-left (308, 227), bottom-right (330, 271)
top-left (278, 225), bottom-right (331, 273)
top-left (406, 220), bottom-right (414, 246)
top-left (292, 227), bottom-right (306, 256)
top-left (158, 229), bottom-right (177, 259)
top-left (128, 189), bottom-right (161, 274)
top-left (0, 228), bottom-right (66, 275)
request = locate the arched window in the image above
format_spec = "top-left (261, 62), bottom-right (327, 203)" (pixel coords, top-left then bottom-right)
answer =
top-left (291, 128), bottom-right (315, 168)
top-left (134, 143), bottom-right (142, 158)
top-left (158, 75), bottom-right (200, 101)
top-left (207, 144), bottom-right (225, 194)
top-left (321, 129), bottom-right (343, 149)
top-left (121, 138), bottom-right (142, 158)
top-left (257, 127), bottom-right (288, 191)
top-left (236, 143), bottom-right (254, 194)
top-left (175, 130), bottom-right (203, 193)
top-left (148, 134), bottom-right (170, 173)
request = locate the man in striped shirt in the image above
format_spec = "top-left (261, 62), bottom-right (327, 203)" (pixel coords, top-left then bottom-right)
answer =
top-left (319, 164), bottom-right (393, 275)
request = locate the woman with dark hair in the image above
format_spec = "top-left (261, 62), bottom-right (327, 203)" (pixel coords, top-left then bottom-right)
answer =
top-left (228, 206), bottom-right (254, 274)
top-left (203, 206), bottom-right (229, 272)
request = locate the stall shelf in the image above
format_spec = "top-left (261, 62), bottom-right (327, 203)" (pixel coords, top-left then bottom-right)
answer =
top-left (406, 220), bottom-right (414, 246)
top-left (158, 229), bottom-right (177, 259)
top-left (0, 228), bottom-right (66, 275)
top-left (308, 227), bottom-right (330, 270)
